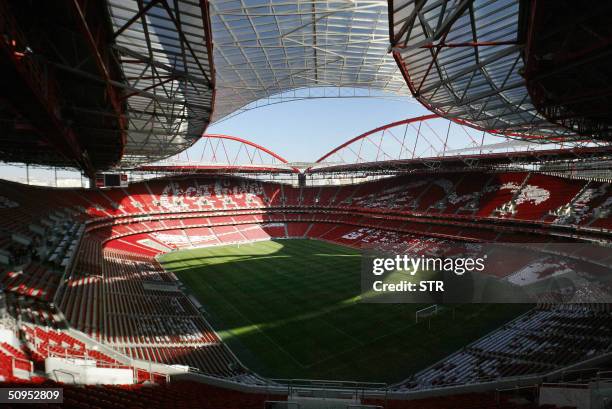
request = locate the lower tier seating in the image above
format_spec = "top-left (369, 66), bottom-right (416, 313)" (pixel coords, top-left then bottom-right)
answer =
top-left (395, 305), bottom-right (612, 390)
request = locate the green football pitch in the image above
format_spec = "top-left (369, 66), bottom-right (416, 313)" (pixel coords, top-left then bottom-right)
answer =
top-left (159, 239), bottom-right (529, 383)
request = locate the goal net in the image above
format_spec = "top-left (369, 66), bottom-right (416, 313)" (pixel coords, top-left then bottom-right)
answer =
top-left (415, 305), bottom-right (438, 323)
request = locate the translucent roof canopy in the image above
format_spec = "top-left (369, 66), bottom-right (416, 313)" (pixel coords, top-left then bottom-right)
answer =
top-left (107, 0), bottom-right (215, 166)
top-left (389, 0), bottom-right (578, 141)
top-left (105, 0), bottom-right (410, 166)
top-left (210, 0), bottom-right (409, 121)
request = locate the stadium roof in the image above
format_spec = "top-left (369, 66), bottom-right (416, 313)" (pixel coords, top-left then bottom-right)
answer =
top-left (0, 1), bottom-right (127, 173)
top-left (102, 0), bottom-right (410, 165)
top-left (209, 0), bottom-right (408, 121)
top-left (3, 0), bottom-right (609, 174)
top-left (106, 0), bottom-right (215, 166)
top-left (2, 0), bottom-right (408, 172)
top-left (388, 0), bottom-right (580, 141)
top-left (522, 0), bottom-right (612, 141)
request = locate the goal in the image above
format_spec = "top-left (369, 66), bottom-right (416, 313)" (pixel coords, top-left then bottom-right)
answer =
top-left (415, 305), bottom-right (438, 323)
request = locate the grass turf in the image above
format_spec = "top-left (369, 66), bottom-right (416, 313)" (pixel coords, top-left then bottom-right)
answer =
top-left (159, 239), bottom-right (530, 383)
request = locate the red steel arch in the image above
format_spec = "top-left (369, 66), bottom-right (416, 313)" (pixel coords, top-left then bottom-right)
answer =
top-left (202, 134), bottom-right (291, 165)
top-left (315, 114), bottom-right (438, 163)
top-left (160, 133), bottom-right (300, 174)
top-left (313, 114), bottom-right (589, 170)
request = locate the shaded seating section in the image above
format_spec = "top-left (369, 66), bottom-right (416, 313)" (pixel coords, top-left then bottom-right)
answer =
top-left (286, 222), bottom-right (311, 237)
top-left (5, 289), bottom-right (65, 329)
top-left (584, 184), bottom-right (612, 230)
top-left (394, 305), bottom-right (612, 390)
top-left (0, 182), bottom-right (87, 291)
top-left (0, 378), bottom-right (578, 408)
top-left (57, 242), bottom-right (250, 380)
top-left (0, 263), bottom-right (62, 301)
top-left (119, 345), bottom-right (248, 379)
top-left (552, 181), bottom-right (610, 225)
top-left (365, 390), bottom-right (570, 409)
top-left (332, 183), bottom-right (361, 206)
top-left (514, 174), bottom-right (586, 221)
top-left (314, 184), bottom-right (341, 206)
top-left (283, 184), bottom-right (301, 206)
top-left (57, 240), bottom-right (104, 338)
top-left (446, 173), bottom-right (495, 214)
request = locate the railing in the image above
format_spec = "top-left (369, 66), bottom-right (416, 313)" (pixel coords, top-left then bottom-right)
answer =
top-left (272, 378), bottom-right (388, 402)
top-left (50, 369), bottom-right (77, 384)
top-left (53, 224), bottom-right (85, 309)
top-left (11, 356), bottom-right (33, 374)
top-left (494, 384), bottom-right (538, 405)
top-left (597, 371), bottom-right (612, 381)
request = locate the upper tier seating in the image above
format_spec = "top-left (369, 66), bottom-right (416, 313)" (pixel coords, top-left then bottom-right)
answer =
top-left (2, 173), bottom-right (612, 238)
top-left (73, 173), bottom-right (612, 233)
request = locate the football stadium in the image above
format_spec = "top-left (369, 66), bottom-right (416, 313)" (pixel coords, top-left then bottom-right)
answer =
top-left (0, 0), bottom-right (611, 408)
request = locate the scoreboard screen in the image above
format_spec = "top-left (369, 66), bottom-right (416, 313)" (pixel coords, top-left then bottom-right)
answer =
top-left (95, 173), bottom-right (128, 188)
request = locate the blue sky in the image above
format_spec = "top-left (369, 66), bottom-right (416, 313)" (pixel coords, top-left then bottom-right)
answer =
top-left (174, 94), bottom-right (535, 166)
top-left (179, 95), bottom-right (429, 163)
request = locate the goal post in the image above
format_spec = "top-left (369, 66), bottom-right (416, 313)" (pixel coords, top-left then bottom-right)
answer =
top-left (415, 305), bottom-right (438, 323)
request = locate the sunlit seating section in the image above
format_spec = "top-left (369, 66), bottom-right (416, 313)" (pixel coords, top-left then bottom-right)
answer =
top-left (445, 173), bottom-right (494, 215)
top-left (512, 174), bottom-right (586, 221)
top-left (475, 173), bottom-right (530, 217)
top-left (21, 325), bottom-right (120, 367)
top-left (126, 177), bottom-right (268, 214)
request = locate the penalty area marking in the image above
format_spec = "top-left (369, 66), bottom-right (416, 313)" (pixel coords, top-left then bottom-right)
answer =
top-left (304, 305), bottom-right (446, 369)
